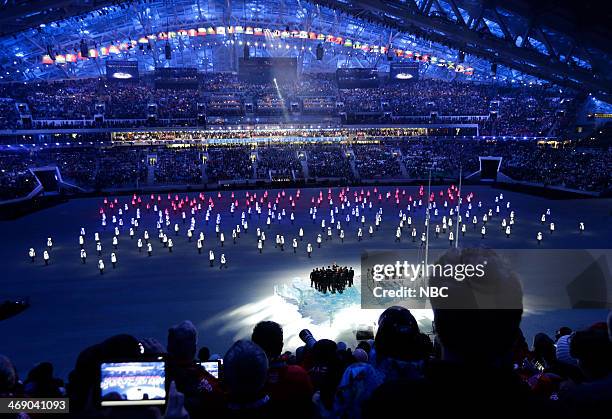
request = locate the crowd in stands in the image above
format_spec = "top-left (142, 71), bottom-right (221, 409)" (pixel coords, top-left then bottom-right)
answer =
top-left (1, 79), bottom-right (100, 120)
top-left (102, 84), bottom-right (149, 119)
top-left (116, 128), bottom-right (347, 143)
top-left (206, 146), bottom-right (253, 182)
top-left (0, 146), bottom-right (148, 193)
top-left (394, 138), bottom-right (612, 191)
top-left (481, 91), bottom-right (581, 137)
top-left (0, 74), bottom-right (583, 137)
top-left (256, 97), bottom-right (286, 115)
top-left (384, 79), bottom-right (492, 116)
top-left (256, 146), bottom-right (303, 180)
top-left (1, 253), bottom-right (610, 418)
top-left (352, 144), bottom-right (402, 179)
top-left (36, 148), bottom-right (99, 187)
top-left (0, 151), bottom-right (37, 200)
top-left (503, 145), bottom-right (612, 191)
top-left (206, 96), bottom-right (243, 116)
top-left (153, 89), bottom-right (199, 120)
top-left (95, 147), bottom-right (148, 189)
top-left (1, 138), bottom-right (610, 199)
top-left (306, 144), bottom-right (353, 179)
top-left (0, 98), bottom-right (20, 130)
top-left (399, 139), bottom-right (475, 179)
top-left (154, 148), bottom-right (202, 185)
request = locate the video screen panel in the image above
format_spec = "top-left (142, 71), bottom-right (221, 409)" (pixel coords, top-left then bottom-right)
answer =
top-left (155, 67), bottom-right (198, 79)
top-left (238, 57), bottom-right (297, 83)
top-left (154, 67), bottom-right (198, 89)
top-left (199, 361), bottom-right (220, 379)
top-left (106, 60), bottom-right (139, 80)
top-left (336, 68), bottom-right (379, 89)
top-left (100, 361), bottom-right (166, 406)
top-left (389, 62), bottom-right (420, 82)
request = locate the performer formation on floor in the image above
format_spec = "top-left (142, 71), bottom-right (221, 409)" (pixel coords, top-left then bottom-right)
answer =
top-left (26, 186), bottom-right (587, 283)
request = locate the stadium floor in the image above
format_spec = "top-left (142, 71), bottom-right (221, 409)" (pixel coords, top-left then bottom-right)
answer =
top-left (1, 185), bottom-right (610, 377)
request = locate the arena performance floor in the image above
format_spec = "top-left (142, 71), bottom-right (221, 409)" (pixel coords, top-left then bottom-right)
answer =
top-left (0, 185), bottom-right (610, 376)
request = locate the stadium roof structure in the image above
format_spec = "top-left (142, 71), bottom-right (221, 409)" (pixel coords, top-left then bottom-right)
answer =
top-left (0, 0), bottom-right (609, 98)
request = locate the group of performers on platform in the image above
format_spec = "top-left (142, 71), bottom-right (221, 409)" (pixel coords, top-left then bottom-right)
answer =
top-left (310, 264), bottom-right (355, 294)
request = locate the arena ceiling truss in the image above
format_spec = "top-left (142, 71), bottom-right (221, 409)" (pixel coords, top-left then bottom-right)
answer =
top-left (0, 0), bottom-right (609, 99)
top-left (311, 0), bottom-right (612, 97)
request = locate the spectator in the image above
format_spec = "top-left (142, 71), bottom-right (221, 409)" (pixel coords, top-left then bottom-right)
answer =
top-left (197, 347), bottom-right (210, 362)
top-left (23, 362), bottom-right (65, 397)
top-left (166, 320), bottom-right (222, 418)
top-left (0, 354), bottom-right (20, 397)
top-left (352, 348), bottom-right (368, 363)
top-left (67, 334), bottom-right (142, 413)
top-left (556, 326), bottom-right (573, 342)
top-left (521, 333), bottom-right (581, 397)
top-left (0, 309), bottom-right (609, 418)
top-left (424, 248), bottom-right (549, 415)
top-left (558, 323), bottom-right (612, 415)
top-left (251, 321), bottom-right (313, 418)
top-left (556, 334), bottom-right (578, 367)
top-left (222, 340), bottom-right (271, 418)
top-left (308, 339), bottom-right (344, 416)
top-left (370, 307), bottom-right (429, 381)
top-left (334, 362), bottom-right (382, 419)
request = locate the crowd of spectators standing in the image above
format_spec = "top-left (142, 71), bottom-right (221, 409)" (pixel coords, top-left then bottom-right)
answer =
top-left (0, 74), bottom-right (583, 137)
top-left (1, 286), bottom-right (610, 418)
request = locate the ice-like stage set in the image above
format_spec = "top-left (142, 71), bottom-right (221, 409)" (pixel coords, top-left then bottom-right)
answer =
top-left (275, 277), bottom-right (363, 326)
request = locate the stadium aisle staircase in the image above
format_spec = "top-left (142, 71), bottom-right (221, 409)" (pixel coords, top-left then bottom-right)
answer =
top-left (252, 151), bottom-right (258, 180)
top-left (300, 151), bottom-right (309, 179)
top-left (201, 162), bottom-right (208, 184)
top-left (396, 149), bottom-right (409, 178)
top-left (147, 164), bottom-right (155, 186)
top-left (346, 149), bottom-right (360, 179)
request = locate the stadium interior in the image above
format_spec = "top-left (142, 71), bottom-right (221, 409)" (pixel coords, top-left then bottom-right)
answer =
top-left (0, 0), bottom-right (611, 418)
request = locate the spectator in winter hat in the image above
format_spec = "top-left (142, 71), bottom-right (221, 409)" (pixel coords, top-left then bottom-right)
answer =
top-left (223, 340), bottom-right (271, 417)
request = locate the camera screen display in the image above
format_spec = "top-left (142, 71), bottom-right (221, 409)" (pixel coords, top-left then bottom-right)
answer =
top-left (199, 361), bottom-right (220, 379)
top-left (100, 360), bottom-right (166, 406)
